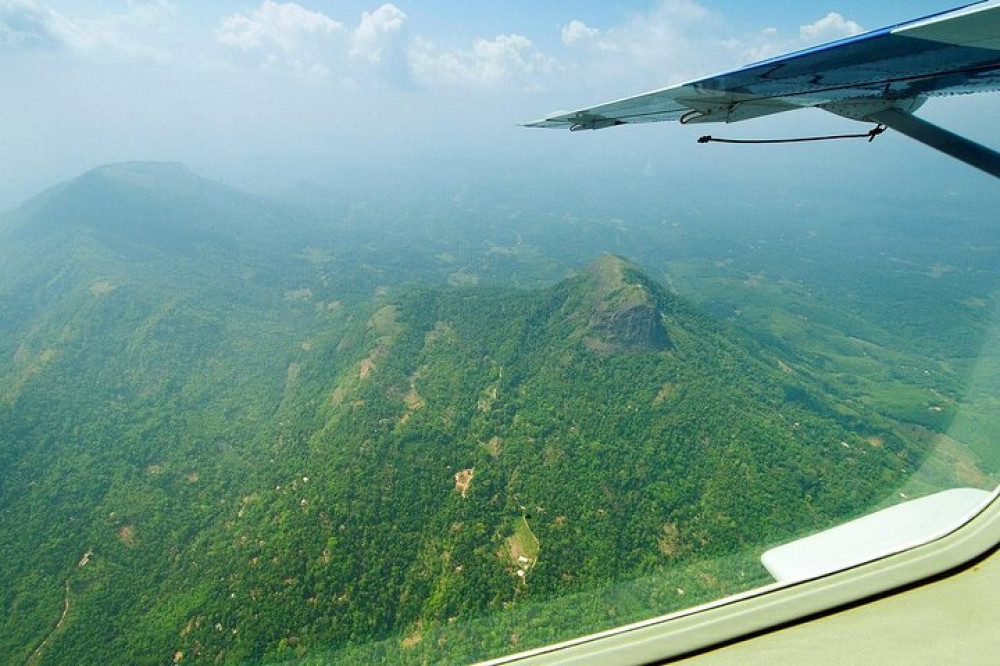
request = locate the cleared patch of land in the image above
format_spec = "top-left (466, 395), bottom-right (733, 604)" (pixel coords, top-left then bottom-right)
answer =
top-left (399, 372), bottom-right (425, 425)
top-left (117, 525), bottom-right (136, 547)
top-left (653, 382), bottom-right (676, 405)
top-left (658, 523), bottom-right (681, 556)
top-left (88, 279), bottom-right (116, 296)
top-left (454, 469), bottom-right (474, 498)
top-left (284, 288), bottom-right (313, 302)
top-left (483, 436), bottom-right (503, 457)
top-left (401, 620), bottom-right (423, 650)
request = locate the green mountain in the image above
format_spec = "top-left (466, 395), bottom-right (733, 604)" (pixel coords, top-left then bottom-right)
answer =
top-left (0, 165), bottom-right (927, 665)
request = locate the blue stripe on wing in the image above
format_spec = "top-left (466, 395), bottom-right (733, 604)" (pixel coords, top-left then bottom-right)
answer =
top-left (694, 34), bottom-right (1000, 103)
top-left (693, 1), bottom-right (1000, 102)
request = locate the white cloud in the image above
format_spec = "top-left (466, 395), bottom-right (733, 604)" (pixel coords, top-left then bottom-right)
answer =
top-left (0, 2), bottom-right (874, 124)
top-left (738, 12), bottom-right (865, 63)
top-left (552, 2), bottom-right (868, 95)
top-left (350, 3), bottom-right (406, 64)
top-left (216, 2), bottom-right (412, 84)
top-left (800, 13), bottom-right (864, 43)
top-left (410, 33), bottom-right (556, 90)
top-left (556, 1), bottom-right (730, 92)
top-left (216, 1), bottom-right (342, 53)
top-left (216, 2), bottom-right (549, 91)
top-left (560, 20), bottom-right (598, 47)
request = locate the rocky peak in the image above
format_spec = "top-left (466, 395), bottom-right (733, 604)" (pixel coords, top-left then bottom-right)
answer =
top-left (563, 254), bottom-right (672, 353)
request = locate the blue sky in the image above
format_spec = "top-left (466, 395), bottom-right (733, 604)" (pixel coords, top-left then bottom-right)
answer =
top-left (0, 0), bottom-right (994, 204)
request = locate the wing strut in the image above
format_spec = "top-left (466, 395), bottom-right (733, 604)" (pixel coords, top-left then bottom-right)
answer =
top-left (868, 109), bottom-right (1000, 179)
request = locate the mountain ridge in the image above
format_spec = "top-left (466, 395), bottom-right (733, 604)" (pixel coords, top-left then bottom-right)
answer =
top-left (0, 163), bottom-right (933, 665)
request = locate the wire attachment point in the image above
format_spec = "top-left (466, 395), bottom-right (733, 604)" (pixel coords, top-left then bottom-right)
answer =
top-left (867, 124), bottom-right (887, 142)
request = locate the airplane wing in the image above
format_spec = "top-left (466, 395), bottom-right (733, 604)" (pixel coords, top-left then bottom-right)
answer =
top-left (526, 1), bottom-right (1000, 177)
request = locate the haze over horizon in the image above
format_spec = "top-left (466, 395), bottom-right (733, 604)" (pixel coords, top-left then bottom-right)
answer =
top-left (2, 0), bottom-right (998, 209)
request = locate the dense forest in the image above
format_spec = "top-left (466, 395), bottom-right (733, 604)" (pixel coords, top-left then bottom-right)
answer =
top-left (0, 163), bottom-right (996, 664)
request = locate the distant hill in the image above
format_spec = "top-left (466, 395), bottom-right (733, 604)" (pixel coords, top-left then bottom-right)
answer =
top-left (0, 162), bottom-right (325, 361)
top-left (5, 162), bottom-right (285, 252)
top-left (0, 165), bottom-right (928, 665)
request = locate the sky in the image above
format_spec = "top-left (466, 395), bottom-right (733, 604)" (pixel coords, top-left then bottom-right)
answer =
top-left (0, 0), bottom-right (996, 206)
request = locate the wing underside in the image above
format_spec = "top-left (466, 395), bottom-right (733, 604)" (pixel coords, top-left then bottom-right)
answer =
top-left (526, 1), bottom-right (1000, 133)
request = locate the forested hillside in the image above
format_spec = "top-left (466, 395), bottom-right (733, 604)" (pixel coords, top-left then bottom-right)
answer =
top-left (0, 163), bottom-right (992, 665)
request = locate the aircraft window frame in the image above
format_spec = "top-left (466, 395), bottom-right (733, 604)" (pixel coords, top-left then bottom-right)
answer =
top-left (484, 489), bottom-right (1000, 665)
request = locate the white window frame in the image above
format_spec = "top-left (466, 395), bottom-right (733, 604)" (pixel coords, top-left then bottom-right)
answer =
top-left (483, 490), bottom-right (1000, 665)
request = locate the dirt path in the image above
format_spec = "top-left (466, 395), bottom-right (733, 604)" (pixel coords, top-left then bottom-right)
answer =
top-left (26, 579), bottom-right (70, 666)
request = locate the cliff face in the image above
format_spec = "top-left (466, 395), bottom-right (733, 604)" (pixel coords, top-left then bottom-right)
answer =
top-left (589, 300), bottom-right (672, 352)
top-left (560, 254), bottom-right (673, 353)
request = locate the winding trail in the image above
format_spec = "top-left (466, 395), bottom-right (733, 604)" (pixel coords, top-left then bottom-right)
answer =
top-left (25, 579), bottom-right (70, 666)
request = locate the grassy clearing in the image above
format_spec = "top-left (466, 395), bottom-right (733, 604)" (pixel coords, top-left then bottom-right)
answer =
top-left (506, 516), bottom-right (540, 565)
